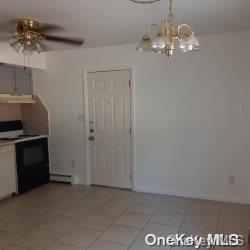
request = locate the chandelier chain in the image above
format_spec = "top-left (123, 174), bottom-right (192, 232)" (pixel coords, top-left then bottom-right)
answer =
top-left (168, 0), bottom-right (174, 23)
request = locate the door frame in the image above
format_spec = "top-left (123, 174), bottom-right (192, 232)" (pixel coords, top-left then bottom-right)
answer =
top-left (82, 66), bottom-right (135, 190)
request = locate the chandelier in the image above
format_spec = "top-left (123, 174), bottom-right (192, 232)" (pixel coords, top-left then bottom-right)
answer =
top-left (136, 0), bottom-right (200, 57)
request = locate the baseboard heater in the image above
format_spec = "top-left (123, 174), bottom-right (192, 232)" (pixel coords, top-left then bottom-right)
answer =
top-left (50, 173), bottom-right (72, 183)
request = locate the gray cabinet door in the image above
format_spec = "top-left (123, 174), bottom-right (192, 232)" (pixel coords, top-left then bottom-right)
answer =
top-left (0, 67), bottom-right (15, 94)
top-left (15, 68), bottom-right (33, 94)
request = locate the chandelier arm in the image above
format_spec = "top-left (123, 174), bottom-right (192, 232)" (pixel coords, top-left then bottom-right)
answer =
top-left (177, 23), bottom-right (194, 39)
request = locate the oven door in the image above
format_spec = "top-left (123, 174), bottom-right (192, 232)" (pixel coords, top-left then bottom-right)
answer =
top-left (16, 138), bottom-right (49, 174)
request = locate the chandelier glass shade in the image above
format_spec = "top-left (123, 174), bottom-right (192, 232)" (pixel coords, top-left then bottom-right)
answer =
top-left (136, 0), bottom-right (200, 57)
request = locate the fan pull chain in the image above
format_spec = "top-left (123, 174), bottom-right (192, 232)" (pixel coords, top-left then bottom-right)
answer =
top-left (23, 55), bottom-right (30, 69)
top-left (23, 55), bottom-right (26, 69)
top-left (28, 55), bottom-right (30, 68)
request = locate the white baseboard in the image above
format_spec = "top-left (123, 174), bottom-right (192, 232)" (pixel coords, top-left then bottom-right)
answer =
top-left (50, 174), bottom-right (72, 183)
top-left (134, 185), bottom-right (250, 205)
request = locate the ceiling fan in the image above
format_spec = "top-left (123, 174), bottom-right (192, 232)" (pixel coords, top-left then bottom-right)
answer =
top-left (0, 17), bottom-right (85, 55)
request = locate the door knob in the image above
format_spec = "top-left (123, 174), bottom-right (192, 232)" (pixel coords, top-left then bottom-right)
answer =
top-left (88, 136), bottom-right (95, 141)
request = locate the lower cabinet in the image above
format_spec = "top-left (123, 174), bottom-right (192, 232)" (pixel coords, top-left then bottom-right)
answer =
top-left (0, 145), bottom-right (16, 199)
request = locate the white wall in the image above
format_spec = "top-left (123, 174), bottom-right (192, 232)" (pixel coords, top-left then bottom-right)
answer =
top-left (33, 30), bottom-right (250, 203)
top-left (0, 42), bottom-right (45, 69)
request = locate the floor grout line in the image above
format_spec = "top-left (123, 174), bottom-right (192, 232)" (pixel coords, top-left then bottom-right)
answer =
top-left (45, 188), bottom-right (121, 249)
top-left (2, 183), bottom-right (250, 250)
top-left (127, 196), bottom-right (166, 249)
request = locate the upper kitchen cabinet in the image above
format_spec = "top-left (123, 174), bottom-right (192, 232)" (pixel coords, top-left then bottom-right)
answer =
top-left (0, 66), bottom-right (33, 95)
top-left (15, 68), bottom-right (33, 94)
top-left (0, 66), bottom-right (16, 94)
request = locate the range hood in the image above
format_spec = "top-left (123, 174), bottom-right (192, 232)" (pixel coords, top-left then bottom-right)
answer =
top-left (0, 94), bottom-right (35, 104)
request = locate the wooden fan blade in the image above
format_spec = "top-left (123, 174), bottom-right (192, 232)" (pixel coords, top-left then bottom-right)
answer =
top-left (0, 30), bottom-right (15, 41)
top-left (44, 35), bottom-right (84, 46)
top-left (39, 43), bottom-right (51, 51)
top-left (36, 23), bottom-right (66, 32)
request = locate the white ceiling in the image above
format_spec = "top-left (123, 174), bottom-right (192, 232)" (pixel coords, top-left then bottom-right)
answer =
top-left (0, 0), bottom-right (250, 48)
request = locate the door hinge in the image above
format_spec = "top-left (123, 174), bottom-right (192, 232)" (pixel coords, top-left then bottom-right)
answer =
top-left (129, 126), bottom-right (132, 134)
top-left (129, 80), bottom-right (131, 87)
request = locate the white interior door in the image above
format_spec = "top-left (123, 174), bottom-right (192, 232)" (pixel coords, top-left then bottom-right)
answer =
top-left (87, 70), bottom-right (132, 189)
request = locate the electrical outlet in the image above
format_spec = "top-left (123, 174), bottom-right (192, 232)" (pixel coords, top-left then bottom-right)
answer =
top-left (71, 160), bottom-right (75, 168)
top-left (229, 174), bottom-right (235, 184)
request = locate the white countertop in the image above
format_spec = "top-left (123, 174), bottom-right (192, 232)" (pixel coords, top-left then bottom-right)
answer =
top-left (0, 135), bottom-right (48, 147)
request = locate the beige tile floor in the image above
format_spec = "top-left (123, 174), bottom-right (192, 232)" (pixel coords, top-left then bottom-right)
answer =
top-left (0, 183), bottom-right (249, 249)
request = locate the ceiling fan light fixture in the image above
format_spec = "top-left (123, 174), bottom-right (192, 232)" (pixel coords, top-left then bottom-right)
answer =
top-left (35, 42), bottom-right (43, 54)
top-left (30, 41), bottom-right (43, 54)
top-left (11, 38), bottom-right (43, 55)
top-left (21, 40), bottom-right (35, 56)
top-left (7, 18), bottom-right (85, 56)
